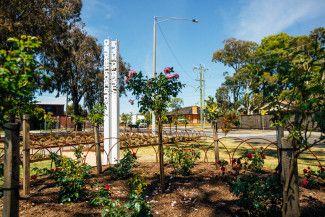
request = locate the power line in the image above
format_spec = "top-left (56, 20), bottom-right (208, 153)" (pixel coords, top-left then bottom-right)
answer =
top-left (157, 23), bottom-right (197, 82)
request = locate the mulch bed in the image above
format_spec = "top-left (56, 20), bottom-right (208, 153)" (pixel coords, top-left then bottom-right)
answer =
top-left (0, 162), bottom-right (324, 217)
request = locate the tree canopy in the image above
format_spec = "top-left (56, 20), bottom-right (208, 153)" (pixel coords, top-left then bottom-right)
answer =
top-left (0, 35), bottom-right (42, 124)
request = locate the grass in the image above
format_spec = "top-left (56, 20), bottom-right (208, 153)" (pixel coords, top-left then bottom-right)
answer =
top-left (0, 160), bottom-right (52, 187)
top-left (124, 137), bottom-right (324, 175)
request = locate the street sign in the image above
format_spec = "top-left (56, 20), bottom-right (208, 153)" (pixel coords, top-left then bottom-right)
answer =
top-left (103, 39), bottom-right (120, 164)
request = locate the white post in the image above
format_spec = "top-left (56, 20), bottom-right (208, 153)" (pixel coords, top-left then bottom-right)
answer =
top-left (103, 39), bottom-right (120, 165)
top-left (109, 40), bottom-right (120, 164)
top-left (103, 39), bottom-right (111, 165)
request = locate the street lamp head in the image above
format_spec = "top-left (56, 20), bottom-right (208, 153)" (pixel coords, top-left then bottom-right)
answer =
top-left (192, 19), bottom-right (199, 23)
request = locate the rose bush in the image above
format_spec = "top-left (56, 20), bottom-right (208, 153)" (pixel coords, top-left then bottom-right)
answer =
top-left (126, 67), bottom-right (184, 192)
top-left (34, 148), bottom-right (91, 203)
top-left (301, 165), bottom-right (325, 189)
top-left (165, 146), bottom-right (200, 176)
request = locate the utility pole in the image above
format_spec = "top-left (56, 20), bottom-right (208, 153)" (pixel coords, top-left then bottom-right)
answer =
top-left (193, 64), bottom-right (208, 129)
top-left (151, 16), bottom-right (157, 135)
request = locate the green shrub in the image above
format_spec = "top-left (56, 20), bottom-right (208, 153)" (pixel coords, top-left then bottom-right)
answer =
top-left (165, 146), bottom-right (200, 175)
top-left (231, 174), bottom-right (282, 216)
top-left (35, 148), bottom-right (91, 203)
top-left (125, 193), bottom-right (152, 217)
top-left (101, 200), bottom-right (129, 217)
top-left (108, 150), bottom-right (136, 180)
top-left (301, 166), bottom-right (325, 189)
top-left (126, 175), bottom-right (152, 217)
top-left (89, 185), bottom-right (111, 207)
top-left (240, 148), bottom-right (265, 172)
top-left (127, 174), bottom-right (148, 196)
top-left (101, 175), bottom-right (152, 217)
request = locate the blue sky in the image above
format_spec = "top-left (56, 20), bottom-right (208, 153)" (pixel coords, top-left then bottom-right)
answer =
top-left (37, 0), bottom-right (325, 114)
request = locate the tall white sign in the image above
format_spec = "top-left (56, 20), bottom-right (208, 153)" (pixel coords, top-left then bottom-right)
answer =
top-left (103, 39), bottom-right (120, 165)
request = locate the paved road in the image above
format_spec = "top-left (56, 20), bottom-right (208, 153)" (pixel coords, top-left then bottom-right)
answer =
top-left (163, 127), bottom-right (322, 143)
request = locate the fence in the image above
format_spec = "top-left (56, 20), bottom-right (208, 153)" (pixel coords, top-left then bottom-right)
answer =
top-left (0, 124), bottom-right (323, 197)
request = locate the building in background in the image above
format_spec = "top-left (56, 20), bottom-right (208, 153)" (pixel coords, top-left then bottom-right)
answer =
top-left (30, 103), bottom-right (70, 130)
top-left (167, 106), bottom-right (200, 124)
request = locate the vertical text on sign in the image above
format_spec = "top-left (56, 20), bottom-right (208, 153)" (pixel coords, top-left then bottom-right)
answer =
top-left (103, 39), bottom-right (120, 165)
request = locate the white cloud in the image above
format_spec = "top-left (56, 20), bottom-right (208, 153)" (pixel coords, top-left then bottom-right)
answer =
top-left (235, 0), bottom-right (325, 41)
top-left (82, 0), bottom-right (115, 21)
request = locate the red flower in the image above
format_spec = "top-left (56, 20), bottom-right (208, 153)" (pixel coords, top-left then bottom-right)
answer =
top-left (232, 158), bottom-right (237, 164)
top-left (221, 166), bottom-right (226, 172)
top-left (247, 153), bottom-right (253, 159)
top-left (303, 168), bottom-right (308, 173)
top-left (105, 185), bottom-right (111, 191)
top-left (321, 167), bottom-right (325, 172)
top-left (31, 175), bottom-right (37, 180)
top-left (164, 67), bottom-right (172, 74)
top-left (184, 155), bottom-right (190, 159)
top-left (302, 179), bottom-right (309, 187)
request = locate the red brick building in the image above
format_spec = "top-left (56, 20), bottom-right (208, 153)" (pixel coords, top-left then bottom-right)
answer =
top-left (167, 106), bottom-right (200, 124)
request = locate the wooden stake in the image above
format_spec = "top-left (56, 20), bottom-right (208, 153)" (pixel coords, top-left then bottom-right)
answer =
top-left (212, 121), bottom-right (219, 168)
top-left (3, 123), bottom-right (20, 217)
top-left (22, 114), bottom-right (30, 196)
top-left (94, 126), bottom-right (102, 174)
top-left (281, 138), bottom-right (300, 217)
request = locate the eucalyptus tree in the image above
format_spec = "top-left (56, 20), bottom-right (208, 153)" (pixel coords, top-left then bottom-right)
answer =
top-left (250, 28), bottom-right (325, 217)
top-left (47, 26), bottom-right (101, 129)
top-left (213, 38), bottom-right (258, 113)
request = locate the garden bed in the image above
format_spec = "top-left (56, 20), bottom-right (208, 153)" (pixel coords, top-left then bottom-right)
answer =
top-left (0, 162), bottom-right (324, 217)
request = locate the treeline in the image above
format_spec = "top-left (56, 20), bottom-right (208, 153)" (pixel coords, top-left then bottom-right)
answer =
top-left (212, 28), bottom-right (324, 116)
top-left (0, 0), bottom-right (129, 128)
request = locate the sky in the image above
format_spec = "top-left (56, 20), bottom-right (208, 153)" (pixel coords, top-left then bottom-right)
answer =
top-left (37, 0), bottom-right (325, 114)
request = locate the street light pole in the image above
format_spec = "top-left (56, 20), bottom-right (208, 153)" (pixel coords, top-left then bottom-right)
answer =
top-left (151, 16), bottom-right (198, 135)
top-left (151, 16), bottom-right (157, 135)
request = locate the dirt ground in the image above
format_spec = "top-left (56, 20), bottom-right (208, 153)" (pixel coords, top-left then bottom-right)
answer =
top-left (0, 162), bottom-right (324, 217)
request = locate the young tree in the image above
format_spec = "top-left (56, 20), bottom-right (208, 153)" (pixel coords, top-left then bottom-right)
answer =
top-left (0, 35), bottom-right (42, 217)
top-left (126, 67), bottom-right (184, 192)
top-left (250, 28), bottom-right (325, 217)
top-left (0, 35), bottom-right (42, 124)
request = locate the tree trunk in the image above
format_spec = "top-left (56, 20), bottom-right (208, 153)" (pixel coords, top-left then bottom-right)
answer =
top-left (212, 120), bottom-right (219, 168)
top-left (72, 95), bottom-right (82, 131)
top-left (94, 125), bottom-right (102, 175)
top-left (281, 138), bottom-right (300, 217)
top-left (157, 113), bottom-right (165, 193)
